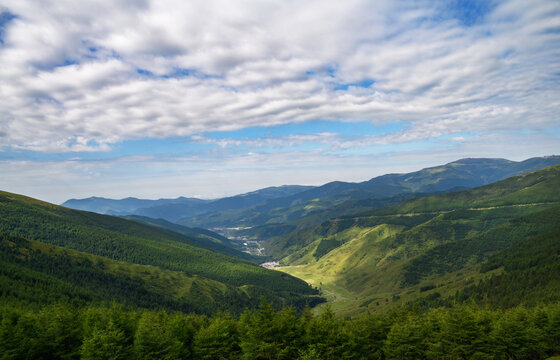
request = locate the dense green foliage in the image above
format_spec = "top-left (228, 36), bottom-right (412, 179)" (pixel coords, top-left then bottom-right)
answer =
top-left (402, 207), bottom-right (560, 285)
top-left (408, 225), bottom-right (560, 314)
top-left (1, 301), bottom-right (559, 360)
top-left (0, 191), bottom-right (314, 294)
top-left (451, 226), bottom-right (560, 309)
top-left (0, 232), bottom-right (324, 314)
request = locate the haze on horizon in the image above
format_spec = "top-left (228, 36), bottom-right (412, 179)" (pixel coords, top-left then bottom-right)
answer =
top-left (0, 0), bottom-right (559, 204)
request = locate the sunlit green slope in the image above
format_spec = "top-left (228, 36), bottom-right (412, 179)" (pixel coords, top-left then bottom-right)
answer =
top-left (270, 163), bottom-right (560, 260)
top-left (276, 165), bottom-right (560, 315)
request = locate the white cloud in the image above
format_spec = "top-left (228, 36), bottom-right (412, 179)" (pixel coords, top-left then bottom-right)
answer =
top-left (0, 0), bottom-right (557, 153)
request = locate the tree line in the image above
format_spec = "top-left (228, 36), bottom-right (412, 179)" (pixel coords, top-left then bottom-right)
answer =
top-left (1, 300), bottom-right (559, 360)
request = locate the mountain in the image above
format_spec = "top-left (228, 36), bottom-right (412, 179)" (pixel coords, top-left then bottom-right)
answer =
top-left (273, 164), bottom-right (560, 315)
top-left (0, 231), bottom-right (309, 314)
top-left (0, 190), bottom-right (322, 312)
top-left (62, 185), bottom-right (315, 222)
top-left (61, 196), bottom-right (210, 215)
top-left (178, 156), bottom-right (560, 229)
top-left (61, 156), bottom-right (560, 229)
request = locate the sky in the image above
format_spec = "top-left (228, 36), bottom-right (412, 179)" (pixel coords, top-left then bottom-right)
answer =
top-left (0, 0), bottom-right (559, 203)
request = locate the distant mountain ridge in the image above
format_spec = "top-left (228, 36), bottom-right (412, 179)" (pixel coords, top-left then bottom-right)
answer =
top-left (62, 185), bottom-right (315, 222)
top-left (178, 155), bottom-right (560, 229)
top-left (62, 196), bottom-right (210, 216)
top-left (61, 156), bottom-right (560, 229)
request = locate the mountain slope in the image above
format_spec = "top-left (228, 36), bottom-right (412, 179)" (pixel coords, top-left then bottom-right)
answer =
top-left (238, 192), bottom-right (436, 245)
top-left (410, 225), bottom-right (560, 310)
top-left (0, 232), bottom-right (293, 314)
top-left (460, 226), bottom-right (560, 308)
top-left (0, 190), bottom-right (316, 298)
top-left (275, 165), bottom-right (560, 315)
top-left (269, 162), bottom-right (560, 260)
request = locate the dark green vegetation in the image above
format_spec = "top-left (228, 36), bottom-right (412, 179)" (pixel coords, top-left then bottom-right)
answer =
top-left (276, 164), bottom-right (560, 315)
top-left (0, 232), bottom-right (317, 314)
top-left (401, 207), bottom-right (560, 286)
top-left (412, 226), bottom-right (560, 310)
top-left (1, 300), bottom-right (559, 360)
top-left (0, 191), bottom-right (321, 313)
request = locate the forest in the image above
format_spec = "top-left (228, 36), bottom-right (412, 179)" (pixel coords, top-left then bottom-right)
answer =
top-left (1, 300), bottom-right (559, 360)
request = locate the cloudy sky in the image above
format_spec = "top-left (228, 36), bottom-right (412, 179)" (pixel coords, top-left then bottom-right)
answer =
top-left (0, 0), bottom-right (559, 203)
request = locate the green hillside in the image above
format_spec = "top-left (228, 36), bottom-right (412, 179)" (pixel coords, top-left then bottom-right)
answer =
top-left (0, 191), bottom-right (319, 308)
top-left (238, 192), bottom-right (433, 244)
top-left (276, 165), bottom-right (560, 315)
top-left (269, 163), bottom-right (560, 260)
top-left (0, 232), bottom-right (320, 314)
top-left (446, 226), bottom-right (560, 309)
top-left (373, 162), bottom-right (560, 214)
top-left (401, 206), bottom-right (560, 286)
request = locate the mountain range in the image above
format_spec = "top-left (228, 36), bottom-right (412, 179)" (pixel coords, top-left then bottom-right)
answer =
top-left (62, 185), bottom-right (314, 222)
top-left (178, 156), bottom-right (560, 229)
top-left (62, 156), bottom-right (560, 231)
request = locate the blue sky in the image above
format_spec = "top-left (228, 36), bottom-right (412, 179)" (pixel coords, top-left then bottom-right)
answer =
top-left (0, 0), bottom-right (559, 203)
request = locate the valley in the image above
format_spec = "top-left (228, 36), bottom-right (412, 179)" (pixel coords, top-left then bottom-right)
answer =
top-left (2, 156), bottom-right (560, 359)
top-left (3, 1), bottom-right (560, 357)
top-left (167, 160), bottom-right (560, 317)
